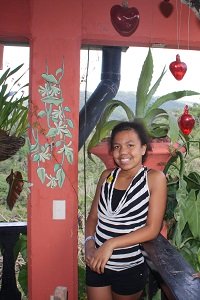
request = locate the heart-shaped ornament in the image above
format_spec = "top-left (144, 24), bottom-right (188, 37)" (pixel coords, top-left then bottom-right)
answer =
top-left (169, 54), bottom-right (187, 80)
top-left (178, 105), bottom-right (195, 135)
top-left (159, 0), bottom-right (174, 18)
top-left (110, 5), bottom-right (140, 37)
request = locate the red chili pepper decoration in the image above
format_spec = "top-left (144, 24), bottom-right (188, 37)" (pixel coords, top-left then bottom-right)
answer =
top-left (169, 54), bottom-right (187, 80)
top-left (178, 105), bottom-right (195, 135)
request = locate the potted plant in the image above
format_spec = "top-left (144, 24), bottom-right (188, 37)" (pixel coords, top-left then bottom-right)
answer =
top-left (0, 64), bottom-right (29, 162)
top-left (0, 64), bottom-right (29, 297)
top-left (87, 48), bottom-right (199, 170)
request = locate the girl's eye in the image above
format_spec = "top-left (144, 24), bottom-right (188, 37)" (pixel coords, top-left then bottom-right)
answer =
top-left (113, 145), bottom-right (119, 149)
top-left (128, 144), bottom-right (135, 147)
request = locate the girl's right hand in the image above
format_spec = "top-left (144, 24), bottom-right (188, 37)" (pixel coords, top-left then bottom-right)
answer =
top-left (85, 240), bottom-right (96, 266)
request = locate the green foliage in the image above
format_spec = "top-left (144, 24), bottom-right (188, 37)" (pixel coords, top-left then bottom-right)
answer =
top-left (14, 234), bottom-right (28, 297)
top-left (88, 48), bottom-right (199, 150)
top-left (78, 265), bottom-right (86, 300)
top-left (171, 174), bottom-right (200, 271)
top-left (0, 64), bottom-right (29, 136)
top-left (78, 140), bottom-right (105, 215)
top-left (164, 128), bottom-right (200, 272)
top-left (78, 139), bottom-right (105, 299)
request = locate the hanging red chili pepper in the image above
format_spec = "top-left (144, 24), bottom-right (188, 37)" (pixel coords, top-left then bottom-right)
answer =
top-left (169, 54), bottom-right (187, 80)
top-left (178, 105), bottom-right (195, 135)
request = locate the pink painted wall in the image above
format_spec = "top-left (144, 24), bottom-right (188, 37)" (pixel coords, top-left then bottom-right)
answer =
top-left (82, 0), bottom-right (200, 49)
top-left (0, 0), bottom-right (200, 299)
top-left (0, 0), bottom-right (30, 43)
top-left (28, 1), bottom-right (82, 299)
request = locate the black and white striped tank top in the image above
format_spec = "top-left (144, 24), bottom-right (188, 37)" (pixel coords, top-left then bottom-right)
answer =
top-left (95, 166), bottom-right (150, 271)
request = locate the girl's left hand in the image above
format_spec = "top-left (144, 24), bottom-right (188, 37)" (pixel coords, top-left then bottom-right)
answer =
top-left (87, 240), bottom-right (113, 274)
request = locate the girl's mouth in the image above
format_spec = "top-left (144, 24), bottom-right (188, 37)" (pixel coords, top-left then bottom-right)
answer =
top-left (119, 158), bottom-right (131, 164)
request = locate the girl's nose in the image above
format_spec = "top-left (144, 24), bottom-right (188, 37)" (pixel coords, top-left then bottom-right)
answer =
top-left (119, 146), bottom-right (128, 154)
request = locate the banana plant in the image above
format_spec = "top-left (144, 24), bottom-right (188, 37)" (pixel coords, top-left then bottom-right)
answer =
top-left (0, 64), bottom-right (29, 137)
top-left (88, 48), bottom-right (199, 151)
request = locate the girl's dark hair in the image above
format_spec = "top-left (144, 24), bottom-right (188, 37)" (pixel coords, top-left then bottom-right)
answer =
top-left (110, 120), bottom-right (152, 163)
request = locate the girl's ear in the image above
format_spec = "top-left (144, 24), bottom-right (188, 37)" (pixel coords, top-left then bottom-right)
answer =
top-left (142, 144), bottom-right (147, 156)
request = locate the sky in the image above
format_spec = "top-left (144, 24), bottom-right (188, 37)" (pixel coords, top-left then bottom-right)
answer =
top-left (80, 46), bottom-right (200, 103)
top-left (0, 46), bottom-right (30, 94)
top-left (1, 45), bottom-right (200, 103)
top-left (0, 46), bottom-right (29, 75)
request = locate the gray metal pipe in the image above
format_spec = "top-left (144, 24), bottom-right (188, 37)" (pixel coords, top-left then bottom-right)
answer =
top-left (78, 46), bottom-right (122, 150)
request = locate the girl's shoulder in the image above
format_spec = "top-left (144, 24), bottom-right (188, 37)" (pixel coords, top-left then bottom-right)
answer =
top-left (99, 168), bottom-right (117, 184)
top-left (147, 168), bottom-right (166, 179)
top-left (146, 169), bottom-right (167, 189)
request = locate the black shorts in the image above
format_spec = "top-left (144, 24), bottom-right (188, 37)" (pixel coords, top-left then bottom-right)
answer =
top-left (86, 262), bottom-right (148, 295)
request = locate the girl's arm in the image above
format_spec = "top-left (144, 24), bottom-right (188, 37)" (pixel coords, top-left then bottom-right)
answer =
top-left (89, 169), bottom-right (167, 273)
top-left (84, 169), bottom-right (111, 262)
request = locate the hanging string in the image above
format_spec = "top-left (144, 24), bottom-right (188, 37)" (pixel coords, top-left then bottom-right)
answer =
top-left (150, 0), bottom-right (153, 46)
top-left (187, 0), bottom-right (191, 50)
top-left (176, 0), bottom-right (183, 50)
top-left (122, 0), bottom-right (128, 7)
top-left (83, 47), bottom-right (90, 225)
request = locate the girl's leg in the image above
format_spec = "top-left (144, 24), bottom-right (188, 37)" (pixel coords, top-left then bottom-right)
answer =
top-left (112, 289), bottom-right (143, 300)
top-left (86, 285), bottom-right (113, 300)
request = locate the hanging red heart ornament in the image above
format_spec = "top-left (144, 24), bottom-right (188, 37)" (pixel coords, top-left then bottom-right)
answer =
top-left (159, 0), bottom-right (174, 18)
top-left (178, 105), bottom-right (195, 135)
top-left (169, 54), bottom-right (187, 80)
top-left (110, 4), bottom-right (140, 37)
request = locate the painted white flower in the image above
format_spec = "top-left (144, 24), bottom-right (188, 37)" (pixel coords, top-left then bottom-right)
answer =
top-left (38, 147), bottom-right (51, 162)
top-left (55, 121), bottom-right (69, 139)
top-left (46, 175), bottom-right (57, 188)
top-left (57, 142), bottom-right (72, 155)
top-left (52, 106), bottom-right (63, 121)
top-left (38, 83), bottom-right (50, 97)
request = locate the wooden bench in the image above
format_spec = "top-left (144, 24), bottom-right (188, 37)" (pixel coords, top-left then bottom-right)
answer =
top-left (142, 234), bottom-right (200, 300)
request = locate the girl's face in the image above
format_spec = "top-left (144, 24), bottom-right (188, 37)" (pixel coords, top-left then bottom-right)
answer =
top-left (112, 129), bottom-right (147, 171)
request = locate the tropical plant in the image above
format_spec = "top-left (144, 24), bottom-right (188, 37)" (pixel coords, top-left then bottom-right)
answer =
top-left (14, 233), bottom-right (28, 297)
top-left (0, 64), bottom-right (29, 137)
top-left (162, 144), bottom-right (200, 272)
top-left (170, 169), bottom-right (200, 272)
top-left (87, 48), bottom-right (199, 151)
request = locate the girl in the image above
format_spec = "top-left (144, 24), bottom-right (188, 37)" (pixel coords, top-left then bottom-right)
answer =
top-left (85, 121), bottom-right (167, 300)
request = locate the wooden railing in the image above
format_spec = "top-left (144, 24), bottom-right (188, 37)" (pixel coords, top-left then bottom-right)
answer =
top-left (142, 234), bottom-right (200, 300)
top-left (0, 222), bottom-right (27, 300)
top-left (0, 224), bottom-right (200, 300)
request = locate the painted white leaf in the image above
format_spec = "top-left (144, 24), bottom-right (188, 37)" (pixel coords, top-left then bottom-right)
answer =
top-left (37, 167), bottom-right (46, 183)
top-left (67, 119), bottom-right (74, 128)
top-left (54, 164), bottom-right (60, 172)
top-left (38, 110), bottom-right (46, 118)
top-left (46, 128), bottom-right (58, 137)
top-left (56, 169), bottom-right (65, 187)
top-left (33, 154), bottom-right (40, 161)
